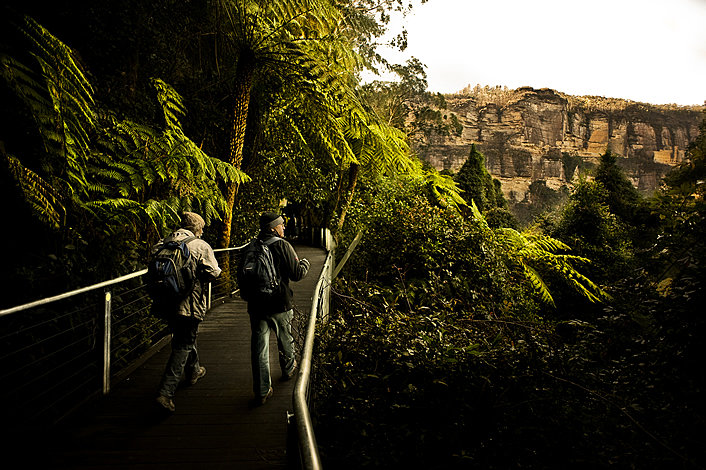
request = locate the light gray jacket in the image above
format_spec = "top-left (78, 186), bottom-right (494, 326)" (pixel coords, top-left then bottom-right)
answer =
top-left (153, 229), bottom-right (221, 321)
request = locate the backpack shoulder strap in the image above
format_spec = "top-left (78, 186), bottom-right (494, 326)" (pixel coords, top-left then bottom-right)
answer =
top-left (262, 237), bottom-right (280, 246)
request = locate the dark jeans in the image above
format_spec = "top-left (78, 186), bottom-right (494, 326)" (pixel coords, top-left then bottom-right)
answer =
top-left (157, 315), bottom-right (200, 398)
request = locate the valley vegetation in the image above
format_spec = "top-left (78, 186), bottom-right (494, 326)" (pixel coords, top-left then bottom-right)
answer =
top-left (1, 1), bottom-right (703, 468)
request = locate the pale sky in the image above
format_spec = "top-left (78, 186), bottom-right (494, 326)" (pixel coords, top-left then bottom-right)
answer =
top-left (366, 0), bottom-right (706, 106)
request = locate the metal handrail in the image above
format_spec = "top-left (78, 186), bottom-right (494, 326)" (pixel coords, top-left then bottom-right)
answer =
top-left (0, 243), bottom-right (248, 318)
top-left (0, 241), bottom-right (249, 408)
top-left (215, 244), bottom-right (249, 253)
top-left (0, 269), bottom-right (148, 318)
top-left (292, 230), bottom-right (334, 470)
top-left (0, 231), bottom-right (333, 452)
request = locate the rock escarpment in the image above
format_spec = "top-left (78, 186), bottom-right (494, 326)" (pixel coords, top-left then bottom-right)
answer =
top-left (421, 87), bottom-right (703, 202)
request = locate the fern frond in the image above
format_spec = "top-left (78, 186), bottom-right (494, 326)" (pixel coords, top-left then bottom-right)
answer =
top-left (422, 170), bottom-right (466, 209)
top-left (3, 153), bottom-right (64, 229)
top-left (495, 226), bottom-right (609, 306)
top-left (523, 264), bottom-right (556, 307)
top-left (470, 200), bottom-right (490, 230)
top-left (523, 232), bottom-right (572, 253)
top-left (152, 78), bottom-right (186, 135)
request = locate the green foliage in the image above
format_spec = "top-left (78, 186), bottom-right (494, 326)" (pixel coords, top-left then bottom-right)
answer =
top-left (646, 118), bottom-right (706, 290)
top-left (316, 281), bottom-right (548, 468)
top-left (1, 15), bottom-right (95, 223)
top-left (338, 173), bottom-right (469, 284)
top-left (594, 150), bottom-right (651, 229)
top-left (316, 170), bottom-right (704, 468)
top-left (337, 171), bottom-right (603, 320)
top-left (361, 58), bottom-right (430, 130)
top-left (88, 78), bottom-right (248, 235)
top-left (3, 152), bottom-right (64, 230)
top-left (316, 169), bottom-right (698, 468)
top-left (551, 179), bottom-right (635, 283)
top-left (0, 16), bottom-right (246, 304)
top-left (455, 144), bottom-right (493, 210)
top-left (2, 24), bottom-right (243, 238)
top-left (316, 123), bottom-right (706, 468)
top-left (360, 58), bottom-right (463, 158)
top-left (317, 282), bottom-right (705, 468)
top-left (421, 167), bottom-right (466, 211)
top-left (206, 0), bottom-right (422, 244)
top-left (511, 180), bottom-right (570, 227)
top-left (472, 202), bottom-right (608, 307)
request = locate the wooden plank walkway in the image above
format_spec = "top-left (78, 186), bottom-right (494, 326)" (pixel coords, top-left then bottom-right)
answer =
top-left (30, 245), bottom-right (326, 470)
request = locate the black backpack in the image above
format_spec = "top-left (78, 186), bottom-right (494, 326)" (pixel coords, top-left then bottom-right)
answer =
top-left (146, 236), bottom-right (197, 301)
top-left (237, 237), bottom-right (280, 302)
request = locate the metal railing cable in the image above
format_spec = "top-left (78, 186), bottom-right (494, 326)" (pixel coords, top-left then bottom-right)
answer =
top-left (0, 229), bottom-right (333, 461)
top-left (0, 241), bottom-right (247, 426)
top-left (0, 269), bottom-right (148, 318)
top-left (0, 290), bottom-right (104, 423)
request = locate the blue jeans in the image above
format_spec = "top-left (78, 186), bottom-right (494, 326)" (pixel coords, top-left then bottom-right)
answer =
top-left (157, 316), bottom-right (200, 398)
top-left (249, 309), bottom-right (296, 397)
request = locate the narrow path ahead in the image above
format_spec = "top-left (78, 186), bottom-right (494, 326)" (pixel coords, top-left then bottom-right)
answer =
top-left (31, 245), bottom-right (326, 470)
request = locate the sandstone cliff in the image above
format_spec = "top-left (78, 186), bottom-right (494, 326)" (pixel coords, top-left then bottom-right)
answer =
top-left (420, 86), bottom-right (704, 202)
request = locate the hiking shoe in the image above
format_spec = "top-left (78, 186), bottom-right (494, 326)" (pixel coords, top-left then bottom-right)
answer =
top-left (260, 387), bottom-right (273, 405)
top-left (156, 395), bottom-right (175, 412)
top-left (283, 360), bottom-right (297, 381)
top-left (190, 366), bottom-right (206, 385)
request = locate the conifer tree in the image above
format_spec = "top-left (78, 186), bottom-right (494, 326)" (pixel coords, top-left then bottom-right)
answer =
top-left (454, 144), bottom-right (515, 228)
top-left (455, 144), bottom-right (495, 211)
top-left (594, 149), bottom-right (642, 224)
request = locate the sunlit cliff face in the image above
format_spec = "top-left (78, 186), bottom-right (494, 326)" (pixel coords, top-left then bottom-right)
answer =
top-left (417, 88), bottom-right (703, 201)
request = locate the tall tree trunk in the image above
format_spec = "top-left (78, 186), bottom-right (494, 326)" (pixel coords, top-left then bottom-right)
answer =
top-left (335, 162), bottom-right (360, 239)
top-left (219, 55), bottom-right (255, 248)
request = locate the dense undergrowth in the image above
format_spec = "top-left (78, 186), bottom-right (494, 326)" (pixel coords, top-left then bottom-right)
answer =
top-left (313, 153), bottom-right (706, 468)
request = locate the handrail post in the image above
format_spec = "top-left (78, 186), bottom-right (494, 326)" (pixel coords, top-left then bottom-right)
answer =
top-left (208, 282), bottom-right (212, 310)
top-left (0, 240), bottom-right (250, 418)
top-left (102, 290), bottom-right (112, 395)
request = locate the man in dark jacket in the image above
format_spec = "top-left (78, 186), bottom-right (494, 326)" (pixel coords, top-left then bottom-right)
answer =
top-left (153, 212), bottom-right (221, 412)
top-left (246, 211), bottom-right (310, 405)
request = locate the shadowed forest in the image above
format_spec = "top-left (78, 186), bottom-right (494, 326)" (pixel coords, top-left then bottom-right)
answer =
top-left (1, 1), bottom-right (704, 468)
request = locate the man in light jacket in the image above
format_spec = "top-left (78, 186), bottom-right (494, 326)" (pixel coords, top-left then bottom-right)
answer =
top-left (154, 212), bottom-right (221, 412)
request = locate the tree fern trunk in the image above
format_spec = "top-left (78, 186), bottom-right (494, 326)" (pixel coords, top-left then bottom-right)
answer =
top-left (335, 162), bottom-right (359, 238)
top-left (219, 55), bottom-right (255, 248)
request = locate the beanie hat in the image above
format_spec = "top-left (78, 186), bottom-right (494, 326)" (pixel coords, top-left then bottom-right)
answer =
top-left (181, 211), bottom-right (205, 234)
top-left (259, 211), bottom-right (284, 230)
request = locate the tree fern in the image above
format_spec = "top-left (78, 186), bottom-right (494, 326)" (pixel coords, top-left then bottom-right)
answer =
top-left (21, 17), bottom-right (94, 184)
top-left (1, 16), bottom-right (95, 203)
top-left (211, 0), bottom-right (419, 243)
top-left (2, 16), bottom-right (249, 243)
top-left (470, 201), bottom-right (608, 306)
top-left (90, 87), bottom-right (250, 234)
top-left (423, 170), bottom-right (466, 210)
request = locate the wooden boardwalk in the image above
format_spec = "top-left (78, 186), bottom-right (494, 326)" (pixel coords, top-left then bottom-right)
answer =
top-left (29, 245), bottom-right (326, 470)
